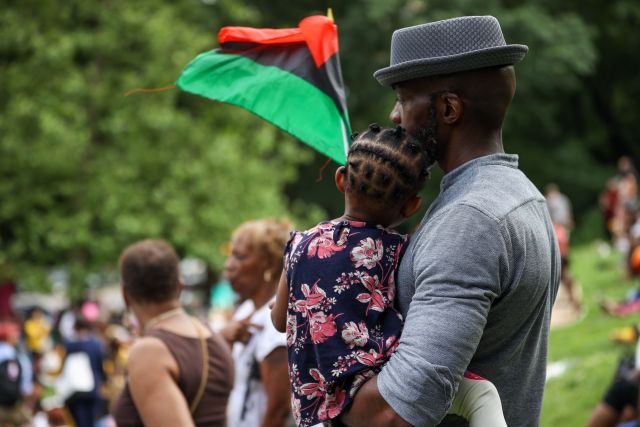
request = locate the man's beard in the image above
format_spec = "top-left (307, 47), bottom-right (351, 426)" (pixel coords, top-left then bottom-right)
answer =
top-left (415, 104), bottom-right (440, 170)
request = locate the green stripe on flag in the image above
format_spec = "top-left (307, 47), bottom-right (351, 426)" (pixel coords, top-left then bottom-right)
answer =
top-left (177, 51), bottom-right (350, 164)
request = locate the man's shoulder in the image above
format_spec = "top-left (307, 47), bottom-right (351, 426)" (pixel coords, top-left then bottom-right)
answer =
top-left (445, 166), bottom-right (544, 222)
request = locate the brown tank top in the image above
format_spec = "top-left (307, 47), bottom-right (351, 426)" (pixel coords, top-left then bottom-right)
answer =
top-left (112, 328), bottom-right (234, 427)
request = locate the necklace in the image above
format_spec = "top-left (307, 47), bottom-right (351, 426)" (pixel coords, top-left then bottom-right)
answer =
top-left (143, 307), bottom-right (185, 334)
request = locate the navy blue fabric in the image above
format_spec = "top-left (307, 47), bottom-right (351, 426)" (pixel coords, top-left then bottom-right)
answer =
top-left (284, 220), bottom-right (406, 426)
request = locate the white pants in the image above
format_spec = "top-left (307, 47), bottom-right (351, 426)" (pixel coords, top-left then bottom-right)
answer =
top-left (449, 376), bottom-right (508, 427)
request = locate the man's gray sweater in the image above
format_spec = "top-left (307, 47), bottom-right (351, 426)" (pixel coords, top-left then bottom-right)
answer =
top-left (378, 153), bottom-right (560, 427)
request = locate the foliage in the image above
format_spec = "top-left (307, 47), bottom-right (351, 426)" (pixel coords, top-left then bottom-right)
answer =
top-left (259, 0), bottom-right (629, 235)
top-left (1, 0), bottom-right (637, 292)
top-left (0, 0), bottom-right (322, 292)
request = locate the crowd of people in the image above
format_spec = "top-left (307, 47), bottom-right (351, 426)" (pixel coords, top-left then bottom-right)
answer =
top-left (583, 158), bottom-right (640, 427)
top-left (598, 157), bottom-right (640, 317)
top-left (1, 13), bottom-right (610, 427)
top-left (0, 301), bottom-right (122, 426)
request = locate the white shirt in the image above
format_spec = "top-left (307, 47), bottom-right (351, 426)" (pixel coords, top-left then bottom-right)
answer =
top-left (227, 299), bottom-right (286, 427)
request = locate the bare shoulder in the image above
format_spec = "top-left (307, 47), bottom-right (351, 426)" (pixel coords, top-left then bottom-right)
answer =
top-left (127, 336), bottom-right (175, 375)
top-left (125, 335), bottom-right (193, 427)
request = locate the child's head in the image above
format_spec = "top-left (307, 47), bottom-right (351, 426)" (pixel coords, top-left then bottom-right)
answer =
top-left (336, 123), bottom-right (431, 227)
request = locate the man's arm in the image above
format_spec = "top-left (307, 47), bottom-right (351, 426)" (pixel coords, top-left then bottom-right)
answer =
top-left (346, 205), bottom-right (506, 426)
top-left (342, 376), bottom-right (411, 427)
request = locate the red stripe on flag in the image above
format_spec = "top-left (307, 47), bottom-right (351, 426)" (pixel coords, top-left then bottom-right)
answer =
top-left (218, 16), bottom-right (338, 69)
top-left (299, 16), bottom-right (339, 68)
top-left (218, 26), bottom-right (303, 45)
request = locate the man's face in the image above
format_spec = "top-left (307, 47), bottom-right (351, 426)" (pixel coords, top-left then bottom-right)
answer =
top-left (390, 80), bottom-right (432, 136)
top-left (391, 80), bottom-right (440, 168)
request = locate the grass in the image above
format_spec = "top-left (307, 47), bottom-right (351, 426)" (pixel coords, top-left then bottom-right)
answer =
top-left (541, 241), bottom-right (639, 426)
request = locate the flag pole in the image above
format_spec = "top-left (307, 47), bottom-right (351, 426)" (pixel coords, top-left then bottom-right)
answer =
top-left (326, 7), bottom-right (349, 162)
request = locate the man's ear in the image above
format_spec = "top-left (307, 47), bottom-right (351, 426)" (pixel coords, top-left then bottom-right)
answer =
top-left (335, 166), bottom-right (346, 193)
top-left (440, 92), bottom-right (462, 125)
top-left (401, 195), bottom-right (423, 218)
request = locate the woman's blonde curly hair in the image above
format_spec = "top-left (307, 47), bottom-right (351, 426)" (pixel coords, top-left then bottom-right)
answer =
top-left (231, 218), bottom-right (292, 276)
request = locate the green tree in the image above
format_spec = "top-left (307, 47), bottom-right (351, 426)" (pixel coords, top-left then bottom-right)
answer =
top-left (2, 0), bottom-right (635, 294)
top-left (0, 0), bottom-right (323, 294)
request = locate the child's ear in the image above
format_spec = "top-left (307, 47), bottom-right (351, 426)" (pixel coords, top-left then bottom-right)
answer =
top-left (401, 195), bottom-right (423, 218)
top-left (335, 166), bottom-right (346, 193)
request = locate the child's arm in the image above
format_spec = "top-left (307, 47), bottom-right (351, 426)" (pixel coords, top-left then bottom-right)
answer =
top-left (270, 269), bottom-right (288, 333)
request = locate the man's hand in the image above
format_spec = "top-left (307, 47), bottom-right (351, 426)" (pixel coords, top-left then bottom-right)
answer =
top-left (341, 375), bottom-right (411, 427)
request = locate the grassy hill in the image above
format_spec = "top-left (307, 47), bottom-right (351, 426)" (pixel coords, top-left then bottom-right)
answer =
top-left (542, 242), bottom-right (639, 426)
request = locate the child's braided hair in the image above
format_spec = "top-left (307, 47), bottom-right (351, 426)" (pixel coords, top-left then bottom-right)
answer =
top-left (345, 124), bottom-right (431, 208)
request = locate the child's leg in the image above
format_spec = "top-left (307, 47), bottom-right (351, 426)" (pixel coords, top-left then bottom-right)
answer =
top-left (448, 373), bottom-right (507, 427)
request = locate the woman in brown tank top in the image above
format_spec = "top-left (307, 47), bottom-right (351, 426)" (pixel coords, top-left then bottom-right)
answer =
top-left (111, 239), bottom-right (234, 427)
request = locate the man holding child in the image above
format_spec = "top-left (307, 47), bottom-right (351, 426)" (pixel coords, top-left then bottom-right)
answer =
top-left (342, 15), bottom-right (560, 427)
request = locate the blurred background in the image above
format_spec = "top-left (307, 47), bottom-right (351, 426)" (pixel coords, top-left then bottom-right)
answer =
top-left (1, 0), bottom-right (639, 426)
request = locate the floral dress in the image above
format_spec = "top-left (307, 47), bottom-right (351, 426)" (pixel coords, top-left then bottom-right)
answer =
top-left (284, 220), bottom-right (406, 427)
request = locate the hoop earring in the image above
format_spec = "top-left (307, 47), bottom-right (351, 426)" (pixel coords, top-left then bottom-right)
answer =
top-left (263, 269), bottom-right (273, 283)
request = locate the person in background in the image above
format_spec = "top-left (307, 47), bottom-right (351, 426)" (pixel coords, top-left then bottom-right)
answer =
top-left (63, 318), bottom-right (105, 427)
top-left (0, 322), bottom-right (33, 427)
top-left (222, 219), bottom-right (291, 427)
top-left (0, 281), bottom-right (16, 322)
top-left (612, 157), bottom-right (638, 256)
top-left (55, 308), bottom-right (77, 344)
top-left (586, 328), bottom-right (640, 427)
top-left (545, 183), bottom-right (573, 232)
top-left (545, 183), bottom-right (581, 312)
top-left (599, 204), bottom-right (640, 317)
top-left (23, 308), bottom-right (50, 362)
top-left (600, 178), bottom-right (619, 242)
top-left (112, 239), bottom-right (234, 427)
top-left (586, 375), bottom-right (639, 427)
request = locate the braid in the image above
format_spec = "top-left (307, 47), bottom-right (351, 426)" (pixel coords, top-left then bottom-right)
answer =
top-left (345, 124), bottom-right (430, 207)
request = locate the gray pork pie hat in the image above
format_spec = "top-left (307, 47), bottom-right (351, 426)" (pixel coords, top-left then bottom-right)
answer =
top-left (374, 15), bottom-right (528, 86)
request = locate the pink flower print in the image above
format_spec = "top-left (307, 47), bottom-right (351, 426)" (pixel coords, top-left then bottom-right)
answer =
top-left (316, 222), bottom-right (335, 232)
top-left (293, 282), bottom-right (326, 314)
top-left (286, 314), bottom-right (297, 347)
top-left (309, 311), bottom-right (337, 344)
top-left (290, 396), bottom-right (302, 426)
top-left (384, 335), bottom-right (400, 356)
top-left (318, 387), bottom-right (347, 421)
top-left (355, 349), bottom-right (381, 367)
top-left (302, 282), bottom-right (326, 308)
top-left (350, 237), bottom-right (383, 269)
top-left (308, 231), bottom-right (346, 259)
top-left (299, 368), bottom-right (325, 399)
top-left (289, 233), bottom-right (303, 254)
top-left (335, 225), bottom-right (350, 246)
top-left (387, 269), bottom-right (396, 302)
top-left (341, 321), bottom-right (369, 349)
top-left (356, 273), bottom-right (386, 314)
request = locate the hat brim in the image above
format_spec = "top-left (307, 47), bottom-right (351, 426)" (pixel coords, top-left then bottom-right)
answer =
top-left (374, 44), bottom-right (528, 87)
